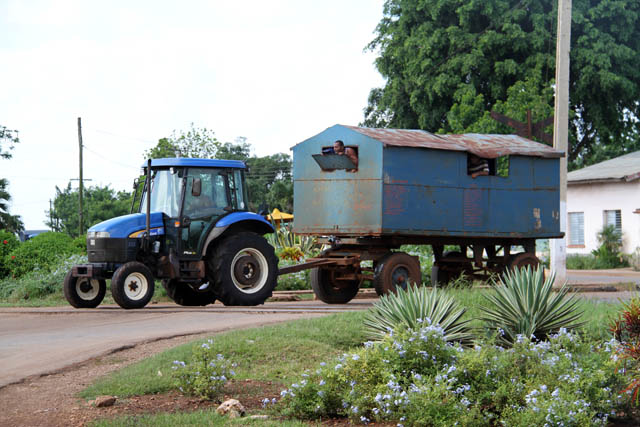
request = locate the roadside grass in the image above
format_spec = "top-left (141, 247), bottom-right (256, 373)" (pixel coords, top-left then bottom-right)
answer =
top-left (90, 410), bottom-right (309, 426)
top-left (0, 281), bottom-right (171, 307)
top-left (80, 311), bottom-right (367, 400)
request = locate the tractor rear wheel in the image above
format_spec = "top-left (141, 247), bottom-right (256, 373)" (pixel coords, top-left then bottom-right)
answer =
top-left (111, 262), bottom-right (155, 309)
top-left (63, 270), bottom-right (106, 308)
top-left (209, 232), bottom-right (278, 306)
top-left (162, 279), bottom-right (216, 306)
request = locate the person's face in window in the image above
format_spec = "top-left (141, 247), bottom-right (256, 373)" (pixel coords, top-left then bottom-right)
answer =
top-left (333, 142), bottom-right (345, 155)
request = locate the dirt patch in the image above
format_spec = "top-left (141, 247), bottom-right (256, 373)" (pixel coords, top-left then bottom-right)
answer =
top-left (0, 332), bottom-right (219, 426)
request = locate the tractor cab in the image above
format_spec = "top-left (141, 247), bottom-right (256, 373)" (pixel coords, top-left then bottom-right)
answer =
top-left (65, 158), bottom-right (277, 310)
top-left (136, 158), bottom-right (250, 260)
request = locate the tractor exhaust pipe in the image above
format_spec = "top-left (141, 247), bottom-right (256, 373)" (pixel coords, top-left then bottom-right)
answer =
top-left (145, 159), bottom-right (151, 250)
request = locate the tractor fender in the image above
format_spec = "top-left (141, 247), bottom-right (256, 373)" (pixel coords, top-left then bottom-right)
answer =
top-left (202, 212), bottom-right (274, 256)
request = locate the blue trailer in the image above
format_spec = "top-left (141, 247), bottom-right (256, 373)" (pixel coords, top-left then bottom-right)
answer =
top-left (284, 125), bottom-right (564, 303)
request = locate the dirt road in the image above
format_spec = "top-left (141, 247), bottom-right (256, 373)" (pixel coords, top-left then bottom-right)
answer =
top-left (0, 301), bottom-right (371, 389)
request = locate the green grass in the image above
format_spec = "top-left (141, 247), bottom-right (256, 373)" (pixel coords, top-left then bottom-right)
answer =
top-left (90, 410), bottom-right (309, 426)
top-left (80, 311), bottom-right (367, 399)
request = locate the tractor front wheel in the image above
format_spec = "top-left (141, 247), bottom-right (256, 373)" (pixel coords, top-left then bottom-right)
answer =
top-left (111, 262), bottom-right (155, 309)
top-left (63, 271), bottom-right (106, 308)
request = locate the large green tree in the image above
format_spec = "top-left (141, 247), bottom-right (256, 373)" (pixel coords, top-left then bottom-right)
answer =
top-left (0, 125), bottom-right (23, 232)
top-left (47, 184), bottom-right (132, 237)
top-left (146, 127), bottom-right (293, 212)
top-left (364, 0), bottom-right (640, 169)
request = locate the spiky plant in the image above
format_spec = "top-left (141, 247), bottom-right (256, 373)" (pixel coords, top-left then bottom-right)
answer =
top-left (480, 266), bottom-right (585, 345)
top-left (363, 284), bottom-right (475, 346)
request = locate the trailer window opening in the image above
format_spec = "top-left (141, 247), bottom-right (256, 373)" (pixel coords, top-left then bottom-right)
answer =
top-left (313, 145), bottom-right (359, 172)
top-left (467, 154), bottom-right (509, 178)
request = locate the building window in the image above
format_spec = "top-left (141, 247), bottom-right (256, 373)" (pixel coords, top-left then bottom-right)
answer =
top-left (568, 212), bottom-right (584, 246)
top-left (603, 209), bottom-right (622, 235)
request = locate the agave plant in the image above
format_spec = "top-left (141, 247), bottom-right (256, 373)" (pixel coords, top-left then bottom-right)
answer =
top-left (480, 266), bottom-right (585, 345)
top-left (363, 284), bottom-right (475, 346)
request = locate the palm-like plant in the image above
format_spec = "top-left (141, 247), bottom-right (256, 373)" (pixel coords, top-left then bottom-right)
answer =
top-left (480, 266), bottom-right (585, 345)
top-left (363, 284), bottom-right (475, 346)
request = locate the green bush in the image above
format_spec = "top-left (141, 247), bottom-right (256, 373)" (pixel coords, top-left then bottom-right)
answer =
top-left (0, 230), bottom-right (20, 278)
top-left (172, 338), bottom-right (236, 401)
top-left (0, 253), bottom-right (88, 301)
top-left (591, 225), bottom-right (628, 268)
top-left (6, 232), bottom-right (82, 278)
top-left (73, 235), bottom-right (87, 253)
top-left (566, 253), bottom-right (598, 269)
top-left (480, 267), bottom-right (585, 345)
top-left (278, 326), bottom-right (628, 425)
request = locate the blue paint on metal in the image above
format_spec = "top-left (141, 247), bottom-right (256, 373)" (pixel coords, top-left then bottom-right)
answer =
top-left (216, 212), bottom-right (274, 232)
top-left (143, 158), bottom-right (246, 169)
top-left (88, 212), bottom-right (165, 238)
top-left (293, 125), bottom-right (561, 238)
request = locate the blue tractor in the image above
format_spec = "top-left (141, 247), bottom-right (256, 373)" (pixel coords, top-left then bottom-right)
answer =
top-left (63, 158), bottom-right (278, 309)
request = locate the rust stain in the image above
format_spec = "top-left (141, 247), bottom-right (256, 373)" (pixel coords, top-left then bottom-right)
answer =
top-left (383, 185), bottom-right (408, 215)
top-left (463, 188), bottom-right (483, 228)
top-left (533, 208), bottom-right (542, 230)
top-left (343, 125), bottom-right (564, 159)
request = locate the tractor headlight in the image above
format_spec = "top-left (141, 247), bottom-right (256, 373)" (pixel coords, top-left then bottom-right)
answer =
top-left (88, 231), bottom-right (110, 238)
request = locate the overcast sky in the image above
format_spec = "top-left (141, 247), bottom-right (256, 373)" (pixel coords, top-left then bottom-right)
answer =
top-left (1, 0), bottom-right (385, 229)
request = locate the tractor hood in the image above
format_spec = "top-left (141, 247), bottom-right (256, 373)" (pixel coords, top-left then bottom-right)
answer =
top-left (88, 212), bottom-right (165, 238)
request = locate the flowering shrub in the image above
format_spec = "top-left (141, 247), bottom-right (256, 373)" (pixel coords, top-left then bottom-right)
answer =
top-left (278, 324), bottom-right (630, 425)
top-left (611, 297), bottom-right (640, 405)
top-left (172, 339), bottom-right (236, 401)
top-left (0, 230), bottom-right (19, 278)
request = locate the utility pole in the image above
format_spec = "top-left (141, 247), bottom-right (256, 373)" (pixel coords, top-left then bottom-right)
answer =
top-left (78, 117), bottom-right (84, 237)
top-left (550, 0), bottom-right (572, 284)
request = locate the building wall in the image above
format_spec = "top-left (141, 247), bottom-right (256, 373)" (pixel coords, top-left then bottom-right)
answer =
top-left (566, 181), bottom-right (640, 254)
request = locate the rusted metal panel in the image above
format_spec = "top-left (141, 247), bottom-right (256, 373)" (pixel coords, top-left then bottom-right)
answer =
top-left (343, 125), bottom-right (564, 159)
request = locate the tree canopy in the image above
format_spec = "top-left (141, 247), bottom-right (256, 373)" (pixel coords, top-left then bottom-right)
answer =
top-left (145, 126), bottom-right (293, 212)
top-left (364, 0), bottom-right (640, 169)
top-left (47, 184), bottom-right (132, 237)
top-left (0, 125), bottom-right (23, 232)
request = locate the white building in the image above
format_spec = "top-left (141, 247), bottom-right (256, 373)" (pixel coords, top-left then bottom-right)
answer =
top-left (566, 151), bottom-right (640, 255)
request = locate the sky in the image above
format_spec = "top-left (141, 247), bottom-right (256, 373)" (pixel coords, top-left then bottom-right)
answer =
top-left (0, 0), bottom-right (386, 230)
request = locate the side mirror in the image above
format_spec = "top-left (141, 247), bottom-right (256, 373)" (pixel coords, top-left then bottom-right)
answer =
top-left (132, 178), bottom-right (139, 190)
top-left (192, 178), bottom-right (202, 197)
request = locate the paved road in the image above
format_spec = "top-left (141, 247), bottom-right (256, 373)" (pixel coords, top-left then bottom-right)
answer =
top-left (0, 301), bottom-right (372, 389)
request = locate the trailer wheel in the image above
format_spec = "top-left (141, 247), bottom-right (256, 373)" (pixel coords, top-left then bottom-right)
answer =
top-left (373, 252), bottom-right (421, 295)
top-left (509, 252), bottom-right (540, 272)
top-left (162, 279), bottom-right (216, 306)
top-left (63, 270), bottom-right (106, 308)
top-left (209, 232), bottom-right (278, 306)
top-left (310, 267), bottom-right (360, 304)
top-left (111, 262), bottom-right (155, 309)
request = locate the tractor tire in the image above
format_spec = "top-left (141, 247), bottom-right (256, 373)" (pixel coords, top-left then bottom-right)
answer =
top-left (63, 270), bottom-right (106, 308)
top-left (310, 266), bottom-right (360, 304)
top-left (209, 232), bottom-right (278, 306)
top-left (373, 252), bottom-right (421, 296)
top-left (111, 261), bottom-right (155, 309)
top-left (162, 279), bottom-right (216, 306)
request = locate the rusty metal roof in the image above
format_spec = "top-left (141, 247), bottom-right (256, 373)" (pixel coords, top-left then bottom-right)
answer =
top-left (568, 150), bottom-right (640, 184)
top-left (344, 125), bottom-right (564, 159)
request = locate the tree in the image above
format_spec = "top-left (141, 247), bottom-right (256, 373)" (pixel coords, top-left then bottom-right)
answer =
top-left (364, 0), bottom-right (640, 169)
top-left (47, 184), bottom-right (132, 237)
top-left (0, 125), bottom-right (23, 232)
top-left (145, 127), bottom-right (293, 213)
top-left (145, 124), bottom-right (222, 159)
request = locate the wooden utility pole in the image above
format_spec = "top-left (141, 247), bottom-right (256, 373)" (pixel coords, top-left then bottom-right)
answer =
top-left (550, 0), bottom-right (572, 283)
top-left (77, 117), bottom-right (84, 236)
